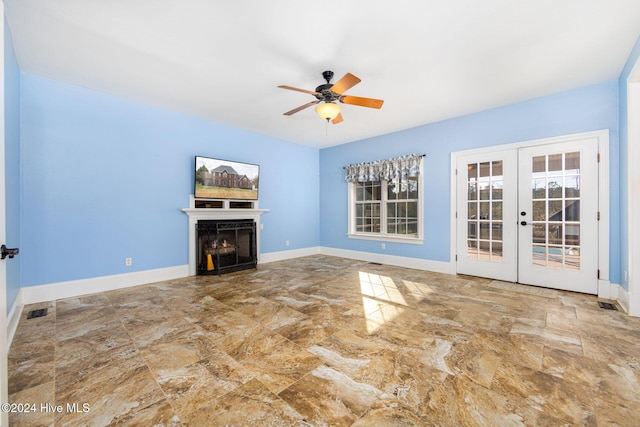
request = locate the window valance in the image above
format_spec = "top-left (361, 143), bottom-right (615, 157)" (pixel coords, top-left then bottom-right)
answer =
top-left (344, 154), bottom-right (424, 183)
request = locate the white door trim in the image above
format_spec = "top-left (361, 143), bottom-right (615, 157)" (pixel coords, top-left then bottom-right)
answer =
top-left (0, 4), bottom-right (8, 424)
top-left (450, 129), bottom-right (610, 292)
top-left (627, 59), bottom-right (640, 316)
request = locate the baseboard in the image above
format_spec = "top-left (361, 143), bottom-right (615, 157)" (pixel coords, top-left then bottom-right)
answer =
top-left (6, 288), bottom-right (23, 350)
top-left (260, 247), bottom-right (321, 264)
top-left (597, 279), bottom-right (614, 299)
top-left (20, 264), bottom-right (190, 305)
top-left (319, 247), bottom-right (451, 274)
top-left (616, 283), bottom-right (630, 314)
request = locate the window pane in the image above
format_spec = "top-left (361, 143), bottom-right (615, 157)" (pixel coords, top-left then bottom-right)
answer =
top-left (398, 202), bottom-right (407, 218)
top-left (387, 202), bottom-right (396, 217)
top-left (373, 184), bottom-right (381, 200)
top-left (356, 204), bottom-right (363, 217)
top-left (408, 178), bottom-right (418, 199)
top-left (408, 202), bottom-right (417, 218)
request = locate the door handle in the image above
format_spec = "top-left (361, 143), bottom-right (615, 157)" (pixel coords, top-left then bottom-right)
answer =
top-left (1, 244), bottom-right (19, 260)
top-left (520, 221), bottom-right (529, 226)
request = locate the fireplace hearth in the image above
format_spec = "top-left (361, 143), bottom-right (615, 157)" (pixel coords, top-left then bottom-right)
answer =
top-left (196, 219), bottom-right (257, 275)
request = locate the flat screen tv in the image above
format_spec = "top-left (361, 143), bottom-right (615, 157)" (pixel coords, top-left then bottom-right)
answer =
top-left (194, 156), bottom-right (259, 200)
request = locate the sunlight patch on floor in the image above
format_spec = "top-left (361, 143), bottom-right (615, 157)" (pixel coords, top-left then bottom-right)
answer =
top-left (359, 271), bottom-right (408, 333)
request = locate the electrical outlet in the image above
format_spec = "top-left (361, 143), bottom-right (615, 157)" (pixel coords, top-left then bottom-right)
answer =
top-left (125, 257), bottom-right (132, 267)
top-left (381, 243), bottom-right (386, 250)
top-left (260, 223), bottom-right (264, 230)
top-left (285, 240), bottom-right (290, 247)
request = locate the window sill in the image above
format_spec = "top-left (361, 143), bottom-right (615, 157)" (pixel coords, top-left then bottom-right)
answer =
top-left (347, 233), bottom-right (424, 245)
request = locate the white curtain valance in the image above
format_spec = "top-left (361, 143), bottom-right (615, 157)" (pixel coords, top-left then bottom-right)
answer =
top-left (344, 154), bottom-right (424, 183)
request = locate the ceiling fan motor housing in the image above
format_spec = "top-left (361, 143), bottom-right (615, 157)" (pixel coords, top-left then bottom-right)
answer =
top-left (315, 70), bottom-right (339, 102)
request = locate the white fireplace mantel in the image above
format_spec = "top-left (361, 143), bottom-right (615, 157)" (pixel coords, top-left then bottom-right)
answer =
top-left (182, 205), bottom-right (268, 276)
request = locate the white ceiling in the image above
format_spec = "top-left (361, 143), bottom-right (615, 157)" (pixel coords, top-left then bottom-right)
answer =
top-left (5, 1), bottom-right (640, 148)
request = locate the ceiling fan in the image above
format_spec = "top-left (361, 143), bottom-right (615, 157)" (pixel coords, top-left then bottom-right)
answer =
top-left (278, 71), bottom-right (384, 124)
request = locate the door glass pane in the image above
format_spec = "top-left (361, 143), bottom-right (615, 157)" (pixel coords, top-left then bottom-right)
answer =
top-left (548, 179), bottom-right (563, 198)
top-left (532, 156), bottom-right (546, 175)
top-left (548, 154), bottom-right (562, 173)
top-left (492, 181), bottom-right (503, 200)
top-left (468, 202), bottom-right (477, 219)
top-left (532, 245), bottom-right (546, 266)
top-left (479, 162), bottom-right (491, 178)
top-left (479, 202), bottom-right (490, 220)
top-left (492, 161), bottom-right (503, 178)
top-left (492, 242), bottom-right (503, 261)
top-left (479, 182), bottom-right (490, 200)
top-left (565, 176), bottom-right (580, 198)
top-left (565, 200), bottom-right (580, 221)
top-left (491, 223), bottom-right (502, 240)
top-left (533, 224), bottom-right (546, 244)
top-left (565, 152), bottom-right (580, 174)
top-left (466, 160), bottom-right (504, 262)
top-left (479, 241), bottom-right (490, 261)
top-left (467, 240), bottom-right (478, 259)
top-left (532, 201), bottom-right (546, 221)
top-left (530, 151), bottom-right (581, 270)
top-left (479, 222), bottom-right (490, 239)
top-left (468, 163), bottom-right (478, 181)
top-left (492, 202), bottom-right (502, 220)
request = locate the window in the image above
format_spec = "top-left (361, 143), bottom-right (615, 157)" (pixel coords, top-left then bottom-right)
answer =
top-left (346, 155), bottom-right (423, 244)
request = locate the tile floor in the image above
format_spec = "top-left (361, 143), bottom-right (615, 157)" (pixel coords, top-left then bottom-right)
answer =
top-left (7, 255), bottom-right (640, 426)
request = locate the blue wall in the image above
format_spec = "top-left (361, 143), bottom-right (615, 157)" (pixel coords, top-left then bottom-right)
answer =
top-left (618, 33), bottom-right (640, 292)
top-left (5, 17), bottom-right (21, 314)
top-left (19, 73), bottom-right (319, 287)
top-left (320, 81), bottom-right (621, 282)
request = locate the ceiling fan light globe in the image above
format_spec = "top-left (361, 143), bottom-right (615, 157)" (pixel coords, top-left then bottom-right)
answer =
top-left (315, 102), bottom-right (341, 121)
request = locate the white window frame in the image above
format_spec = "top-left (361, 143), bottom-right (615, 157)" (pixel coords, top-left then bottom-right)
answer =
top-left (347, 168), bottom-right (424, 245)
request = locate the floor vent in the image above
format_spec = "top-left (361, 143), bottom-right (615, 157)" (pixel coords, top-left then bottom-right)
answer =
top-left (368, 262), bottom-right (382, 265)
top-left (597, 301), bottom-right (618, 311)
top-left (27, 308), bottom-right (48, 319)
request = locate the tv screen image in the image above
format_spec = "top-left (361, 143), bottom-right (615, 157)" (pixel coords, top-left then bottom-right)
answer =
top-left (194, 156), bottom-right (259, 200)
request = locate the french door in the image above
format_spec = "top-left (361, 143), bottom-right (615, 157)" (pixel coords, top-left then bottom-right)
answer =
top-left (456, 137), bottom-right (600, 294)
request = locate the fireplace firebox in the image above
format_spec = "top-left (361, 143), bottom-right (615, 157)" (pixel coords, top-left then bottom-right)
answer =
top-left (196, 219), bottom-right (257, 275)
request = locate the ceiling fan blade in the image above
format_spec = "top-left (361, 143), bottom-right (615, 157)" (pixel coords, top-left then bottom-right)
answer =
top-left (340, 95), bottom-right (384, 109)
top-left (283, 100), bottom-right (319, 116)
top-left (277, 85), bottom-right (319, 95)
top-left (332, 113), bottom-right (344, 125)
top-left (331, 73), bottom-right (361, 94)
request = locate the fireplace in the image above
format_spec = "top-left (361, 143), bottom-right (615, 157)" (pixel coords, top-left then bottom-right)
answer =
top-left (196, 219), bottom-right (257, 275)
top-left (182, 198), bottom-right (268, 276)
